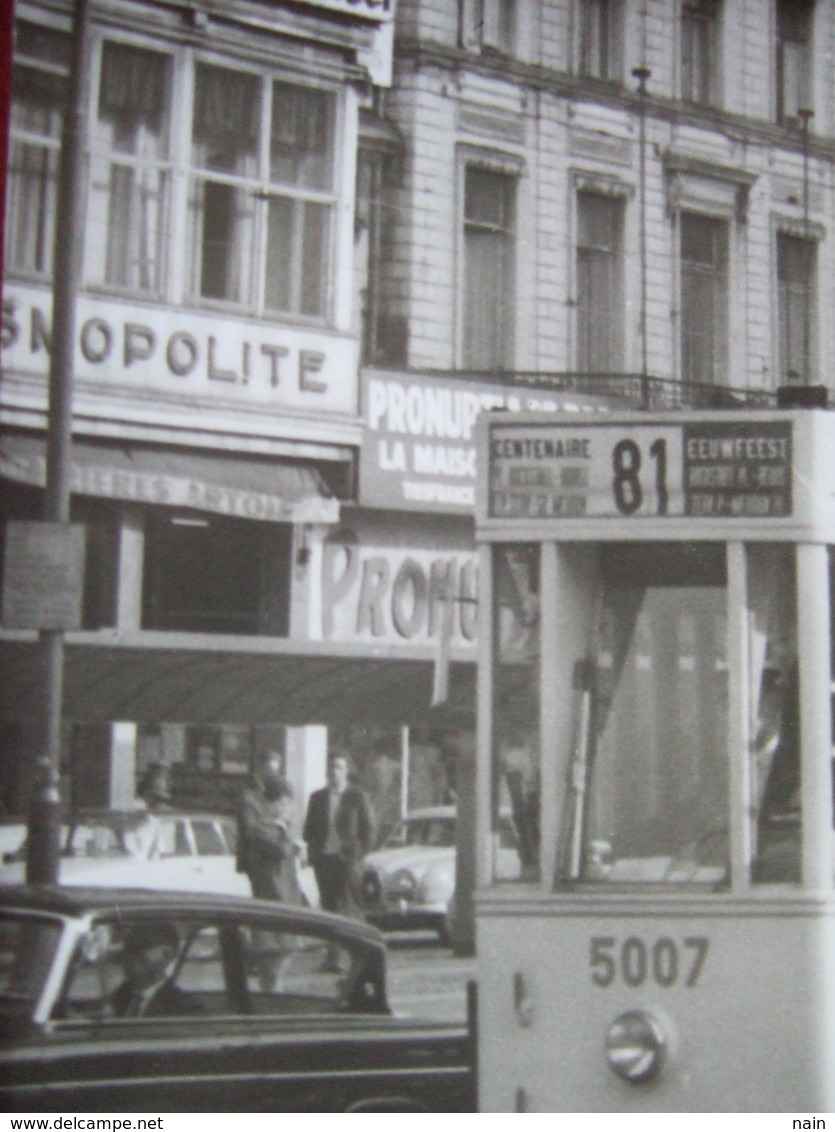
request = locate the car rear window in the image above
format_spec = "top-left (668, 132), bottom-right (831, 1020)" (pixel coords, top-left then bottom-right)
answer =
top-left (0, 913), bottom-right (62, 1018)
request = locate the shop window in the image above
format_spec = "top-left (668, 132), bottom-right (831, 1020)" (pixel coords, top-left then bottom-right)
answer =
top-left (460, 0), bottom-right (516, 55)
top-left (577, 0), bottom-right (623, 82)
top-left (4, 21), bottom-right (70, 278)
top-left (462, 166), bottom-right (515, 370)
top-left (142, 513), bottom-right (289, 636)
top-left (776, 0), bottom-right (814, 125)
top-left (87, 42), bottom-right (172, 294)
top-left (576, 191), bottom-right (624, 373)
top-left (777, 232), bottom-right (817, 385)
top-left (680, 212), bottom-right (728, 386)
top-left (681, 0), bottom-right (721, 106)
top-left (188, 65), bottom-right (335, 317)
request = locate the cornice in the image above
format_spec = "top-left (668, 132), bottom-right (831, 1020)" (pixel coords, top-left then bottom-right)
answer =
top-left (394, 35), bottom-right (835, 164)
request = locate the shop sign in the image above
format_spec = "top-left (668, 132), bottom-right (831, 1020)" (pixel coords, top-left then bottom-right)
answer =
top-left (2, 521), bottom-right (86, 630)
top-left (359, 369), bottom-right (616, 514)
top-left (320, 525), bottom-right (477, 647)
top-left (2, 287), bottom-right (357, 417)
top-left (486, 418), bottom-right (793, 521)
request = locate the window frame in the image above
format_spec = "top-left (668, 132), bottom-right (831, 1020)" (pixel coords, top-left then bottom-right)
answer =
top-left (775, 229), bottom-right (818, 386)
top-left (678, 210), bottom-right (730, 387)
top-left (85, 36), bottom-right (176, 299)
top-left (186, 59), bottom-right (340, 322)
top-left (576, 0), bottom-right (624, 84)
top-left (775, 0), bottom-right (814, 126)
top-left (458, 158), bottom-right (519, 372)
top-left (574, 188), bottom-right (626, 374)
top-left (680, 0), bottom-right (722, 107)
top-left (4, 19), bottom-right (71, 282)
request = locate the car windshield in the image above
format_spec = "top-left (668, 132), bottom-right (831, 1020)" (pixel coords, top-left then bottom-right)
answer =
top-left (0, 913), bottom-right (63, 1018)
top-left (64, 813), bottom-right (161, 860)
top-left (385, 817), bottom-right (456, 848)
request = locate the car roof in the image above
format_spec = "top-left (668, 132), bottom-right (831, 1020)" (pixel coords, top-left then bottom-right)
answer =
top-left (0, 885), bottom-right (384, 945)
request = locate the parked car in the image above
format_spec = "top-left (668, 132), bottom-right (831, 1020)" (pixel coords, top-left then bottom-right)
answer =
top-left (355, 805), bottom-right (520, 941)
top-left (0, 886), bottom-right (473, 1111)
top-left (0, 809), bottom-right (319, 908)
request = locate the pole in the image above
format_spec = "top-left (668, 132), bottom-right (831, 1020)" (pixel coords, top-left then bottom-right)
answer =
top-left (26, 0), bottom-right (90, 884)
top-left (632, 66), bottom-right (650, 409)
top-left (798, 108), bottom-right (813, 386)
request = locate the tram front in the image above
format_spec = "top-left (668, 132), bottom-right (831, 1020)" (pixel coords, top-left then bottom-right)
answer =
top-left (474, 407), bottom-right (835, 1112)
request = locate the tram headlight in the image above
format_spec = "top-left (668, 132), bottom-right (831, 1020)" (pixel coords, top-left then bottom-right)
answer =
top-left (605, 1010), bottom-right (666, 1084)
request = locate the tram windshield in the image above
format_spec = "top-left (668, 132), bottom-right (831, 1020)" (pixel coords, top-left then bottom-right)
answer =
top-left (576, 544), bottom-right (730, 886)
top-left (491, 540), bottom-right (801, 890)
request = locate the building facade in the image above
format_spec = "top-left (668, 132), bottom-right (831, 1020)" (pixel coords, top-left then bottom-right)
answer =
top-left (0, 0), bottom-right (404, 816)
top-left (1, 0), bottom-right (834, 896)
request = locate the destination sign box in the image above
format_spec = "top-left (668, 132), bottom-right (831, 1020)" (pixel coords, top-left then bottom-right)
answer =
top-left (487, 419), bottom-right (793, 522)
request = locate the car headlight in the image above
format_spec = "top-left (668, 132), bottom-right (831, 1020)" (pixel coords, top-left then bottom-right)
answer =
top-left (359, 867), bottom-right (382, 907)
top-left (387, 868), bottom-right (417, 900)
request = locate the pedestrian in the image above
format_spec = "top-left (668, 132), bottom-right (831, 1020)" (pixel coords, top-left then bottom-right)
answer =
top-left (137, 763), bottom-right (173, 812)
top-left (303, 753), bottom-right (375, 915)
top-left (236, 752), bottom-right (298, 901)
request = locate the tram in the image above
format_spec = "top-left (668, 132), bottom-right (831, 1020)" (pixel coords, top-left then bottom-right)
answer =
top-left (473, 405), bottom-right (835, 1111)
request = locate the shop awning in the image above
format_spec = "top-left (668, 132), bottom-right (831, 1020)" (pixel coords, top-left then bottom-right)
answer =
top-left (0, 434), bottom-right (341, 524)
top-left (0, 631), bottom-right (476, 727)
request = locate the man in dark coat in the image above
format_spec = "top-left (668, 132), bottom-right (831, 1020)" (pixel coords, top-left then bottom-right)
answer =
top-left (111, 922), bottom-right (202, 1017)
top-left (236, 753), bottom-right (298, 901)
top-left (303, 753), bottom-right (375, 915)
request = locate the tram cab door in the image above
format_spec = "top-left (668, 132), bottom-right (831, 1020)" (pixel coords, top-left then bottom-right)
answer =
top-left (475, 410), bottom-right (835, 1112)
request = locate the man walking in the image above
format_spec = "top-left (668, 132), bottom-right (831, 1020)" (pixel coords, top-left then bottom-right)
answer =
top-left (303, 753), bottom-right (375, 915)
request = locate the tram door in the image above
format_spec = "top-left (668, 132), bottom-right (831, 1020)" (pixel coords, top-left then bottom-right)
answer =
top-left (475, 409), bottom-right (835, 1112)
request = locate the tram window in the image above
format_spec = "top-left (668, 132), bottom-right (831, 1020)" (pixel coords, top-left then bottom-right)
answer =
top-left (749, 545), bottom-right (800, 885)
top-left (547, 541), bottom-right (732, 888)
top-left (493, 544), bottom-right (540, 881)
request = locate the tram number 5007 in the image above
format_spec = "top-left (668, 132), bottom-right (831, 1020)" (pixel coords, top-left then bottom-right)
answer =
top-left (590, 935), bottom-right (709, 989)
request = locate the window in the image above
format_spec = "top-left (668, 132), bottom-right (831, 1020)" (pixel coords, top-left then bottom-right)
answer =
top-left (87, 42), bottom-right (172, 293)
top-left (680, 212), bottom-right (728, 385)
top-left (4, 22), bottom-right (70, 278)
top-left (188, 65), bottom-right (336, 316)
top-left (777, 232), bottom-right (816, 384)
top-left (776, 0), bottom-right (813, 125)
top-left (461, 0), bottom-right (516, 55)
top-left (462, 167), bottom-right (515, 370)
top-left (578, 0), bottom-right (622, 81)
top-left (142, 513), bottom-right (289, 635)
top-left (576, 191), bottom-right (624, 373)
top-left (681, 0), bottom-right (720, 105)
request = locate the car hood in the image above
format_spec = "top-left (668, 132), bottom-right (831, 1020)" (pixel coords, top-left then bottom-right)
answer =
top-left (361, 844), bottom-right (454, 878)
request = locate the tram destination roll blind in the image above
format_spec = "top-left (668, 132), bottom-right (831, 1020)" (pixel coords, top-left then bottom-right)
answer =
top-left (487, 419), bottom-right (793, 521)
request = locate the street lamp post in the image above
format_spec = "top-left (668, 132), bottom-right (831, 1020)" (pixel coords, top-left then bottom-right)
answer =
top-left (26, 0), bottom-right (90, 883)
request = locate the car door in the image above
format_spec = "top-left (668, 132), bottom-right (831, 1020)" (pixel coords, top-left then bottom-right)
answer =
top-left (3, 909), bottom-right (472, 1111)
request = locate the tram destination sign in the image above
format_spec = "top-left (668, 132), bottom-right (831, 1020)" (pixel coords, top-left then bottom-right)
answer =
top-left (487, 419), bottom-right (793, 521)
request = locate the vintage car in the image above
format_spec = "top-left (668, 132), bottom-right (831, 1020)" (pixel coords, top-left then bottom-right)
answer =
top-left (0, 809), bottom-right (319, 907)
top-left (0, 886), bottom-right (474, 1112)
top-left (356, 805), bottom-right (520, 940)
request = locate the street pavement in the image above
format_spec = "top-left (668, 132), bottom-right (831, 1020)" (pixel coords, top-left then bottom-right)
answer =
top-left (385, 934), bottom-right (475, 1022)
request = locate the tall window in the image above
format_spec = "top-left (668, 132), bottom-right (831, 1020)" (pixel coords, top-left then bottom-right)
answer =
top-left (777, 232), bottom-right (816, 384)
top-left (680, 212), bottom-right (728, 385)
top-left (463, 167), bottom-right (515, 370)
top-left (681, 0), bottom-right (720, 105)
top-left (576, 192), bottom-right (624, 373)
top-left (578, 0), bottom-right (621, 81)
top-left (4, 22), bottom-right (70, 278)
top-left (461, 0), bottom-right (516, 55)
top-left (776, 0), bottom-right (813, 125)
top-left (189, 65), bottom-right (335, 316)
top-left (87, 42), bottom-right (172, 293)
